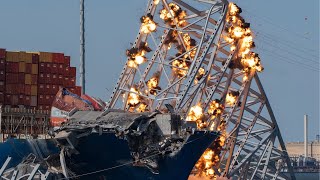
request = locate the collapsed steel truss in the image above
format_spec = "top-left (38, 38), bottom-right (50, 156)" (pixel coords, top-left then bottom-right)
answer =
top-left (107, 0), bottom-right (295, 179)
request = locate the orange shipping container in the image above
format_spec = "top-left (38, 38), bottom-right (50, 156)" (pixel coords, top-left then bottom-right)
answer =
top-left (19, 52), bottom-right (33, 63)
top-left (19, 62), bottom-right (25, 72)
top-left (39, 52), bottom-right (52, 62)
top-left (31, 85), bottom-right (37, 96)
top-left (25, 74), bottom-right (31, 85)
top-left (6, 52), bottom-right (20, 62)
top-left (31, 64), bottom-right (38, 74)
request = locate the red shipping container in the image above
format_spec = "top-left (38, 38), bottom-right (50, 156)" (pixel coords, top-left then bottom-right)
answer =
top-left (70, 77), bottom-right (76, 87)
top-left (5, 94), bottom-right (18, 106)
top-left (45, 63), bottom-right (52, 73)
top-left (32, 54), bottom-right (39, 64)
top-left (64, 56), bottom-right (70, 66)
top-left (52, 53), bottom-right (64, 63)
top-left (6, 73), bottom-right (19, 84)
top-left (52, 85), bottom-right (58, 95)
top-left (52, 63), bottom-right (58, 74)
top-left (65, 66), bottom-right (70, 76)
top-left (0, 70), bottom-right (5, 81)
top-left (12, 95), bottom-right (18, 105)
top-left (63, 77), bottom-right (69, 87)
top-left (45, 73), bottom-right (51, 84)
top-left (75, 86), bottom-right (81, 96)
top-left (18, 73), bottom-right (25, 84)
top-left (45, 84), bottom-right (51, 95)
top-left (39, 73), bottom-right (45, 84)
top-left (31, 74), bottom-right (37, 85)
top-left (0, 81), bottom-right (4, 92)
top-left (45, 105), bottom-right (51, 110)
top-left (38, 84), bottom-right (44, 94)
top-left (69, 87), bottom-right (75, 94)
top-left (5, 84), bottom-right (12, 94)
top-left (0, 49), bottom-right (5, 59)
top-left (25, 84), bottom-right (31, 95)
top-left (6, 84), bottom-right (23, 94)
top-left (50, 95), bottom-right (55, 104)
top-left (58, 64), bottom-right (66, 75)
top-left (58, 64), bottom-right (65, 75)
top-left (45, 95), bottom-right (51, 104)
top-left (6, 62), bottom-right (19, 73)
top-left (0, 59), bottom-right (5, 69)
top-left (19, 84), bottom-right (25, 94)
top-left (69, 67), bottom-right (76, 78)
top-left (58, 75), bottom-right (63, 85)
top-left (18, 94), bottom-right (25, 105)
top-left (39, 63), bottom-right (45, 73)
top-left (25, 95), bottom-right (31, 106)
top-left (38, 95), bottom-right (45, 105)
top-left (51, 74), bottom-right (58, 84)
top-left (0, 92), bottom-right (4, 103)
top-left (5, 94), bottom-right (11, 105)
top-left (25, 63), bottom-right (32, 74)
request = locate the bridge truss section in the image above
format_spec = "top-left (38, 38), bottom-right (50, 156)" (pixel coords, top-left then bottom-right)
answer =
top-left (106, 0), bottom-right (295, 179)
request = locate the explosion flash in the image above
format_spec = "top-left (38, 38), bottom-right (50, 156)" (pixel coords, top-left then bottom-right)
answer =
top-left (140, 13), bottom-right (157, 34)
top-left (146, 72), bottom-right (161, 95)
top-left (180, 33), bottom-right (197, 59)
top-left (208, 99), bottom-right (224, 119)
top-left (195, 67), bottom-right (205, 84)
top-left (160, 3), bottom-right (187, 27)
top-left (194, 120), bottom-right (227, 179)
top-left (172, 59), bottom-right (190, 77)
top-left (126, 42), bottom-right (152, 67)
top-left (224, 3), bottom-right (263, 76)
top-left (226, 91), bottom-right (239, 106)
top-left (137, 103), bottom-right (148, 112)
top-left (195, 149), bottom-right (216, 177)
top-left (153, 0), bottom-right (160, 5)
top-left (127, 87), bottom-right (141, 108)
top-left (186, 104), bottom-right (207, 129)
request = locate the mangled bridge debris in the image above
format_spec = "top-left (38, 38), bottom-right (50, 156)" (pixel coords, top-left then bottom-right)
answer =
top-left (54, 108), bottom-right (210, 175)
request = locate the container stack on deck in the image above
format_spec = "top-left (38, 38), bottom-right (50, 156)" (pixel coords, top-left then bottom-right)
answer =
top-left (0, 48), bottom-right (81, 111)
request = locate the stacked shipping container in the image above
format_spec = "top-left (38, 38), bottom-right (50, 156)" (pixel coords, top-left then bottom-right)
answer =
top-left (0, 49), bottom-right (81, 110)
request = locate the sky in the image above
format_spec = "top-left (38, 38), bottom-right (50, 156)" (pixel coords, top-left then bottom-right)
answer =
top-left (0, 0), bottom-right (318, 142)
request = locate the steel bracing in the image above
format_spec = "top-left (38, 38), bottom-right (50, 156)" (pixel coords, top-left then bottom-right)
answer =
top-left (0, 155), bottom-right (52, 180)
top-left (106, 0), bottom-right (295, 179)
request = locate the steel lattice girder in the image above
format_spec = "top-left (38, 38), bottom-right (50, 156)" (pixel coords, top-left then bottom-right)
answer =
top-left (106, 0), bottom-right (295, 179)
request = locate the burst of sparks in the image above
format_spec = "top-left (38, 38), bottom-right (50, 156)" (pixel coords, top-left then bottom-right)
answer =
top-left (140, 14), bottom-right (157, 34)
top-left (224, 3), bottom-right (263, 76)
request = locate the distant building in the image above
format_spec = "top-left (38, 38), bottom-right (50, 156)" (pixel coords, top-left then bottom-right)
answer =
top-left (286, 141), bottom-right (320, 161)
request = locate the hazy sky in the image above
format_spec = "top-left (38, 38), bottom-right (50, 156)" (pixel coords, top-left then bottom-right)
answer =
top-left (0, 0), bottom-right (318, 142)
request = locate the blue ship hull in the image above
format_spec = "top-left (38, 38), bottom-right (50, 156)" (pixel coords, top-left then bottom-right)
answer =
top-left (0, 138), bottom-right (59, 168)
top-left (67, 131), bottom-right (218, 180)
